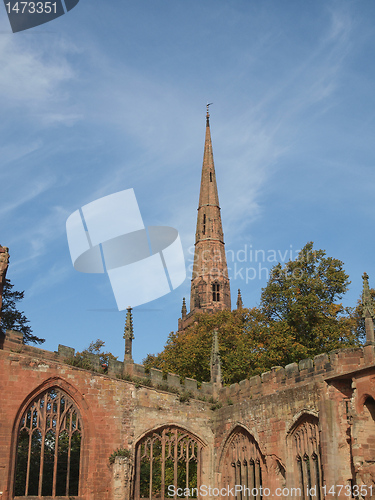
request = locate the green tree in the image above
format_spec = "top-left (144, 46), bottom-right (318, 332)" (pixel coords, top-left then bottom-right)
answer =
top-left (144, 242), bottom-right (364, 385)
top-left (0, 278), bottom-right (44, 345)
top-left (67, 339), bottom-right (118, 370)
top-left (144, 308), bottom-right (312, 385)
top-left (259, 241), bottom-right (363, 353)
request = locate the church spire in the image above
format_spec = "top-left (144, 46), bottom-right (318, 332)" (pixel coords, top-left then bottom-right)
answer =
top-left (198, 104), bottom-right (220, 217)
top-left (188, 106), bottom-right (231, 317)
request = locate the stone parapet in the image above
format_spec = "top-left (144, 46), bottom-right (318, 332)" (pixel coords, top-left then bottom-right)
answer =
top-left (218, 346), bottom-right (372, 403)
top-left (2, 328), bottom-right (372, 405)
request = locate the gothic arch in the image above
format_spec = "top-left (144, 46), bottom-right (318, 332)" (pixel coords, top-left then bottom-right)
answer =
top-left (134, 422), bottom-right (207, 448)
top-left (363, 396), bottom-right (375, 419)
top-left (134, 424), bottom-right (205, 500)
top-left (218, 422), bottom-right (262, 459)
top-left (352, 395), bottom-right (375, 489)
top-left (9, 377), bottom-right (91, 498)
top-left (358, 392), bottom-right (375, 411)
top-left (287, 413), bottom-right (321, 500)
top-left (218, 425), bottom-right (266, 499)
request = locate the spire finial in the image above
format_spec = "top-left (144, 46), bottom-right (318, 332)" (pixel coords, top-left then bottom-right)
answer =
top-left (124, 306), bottom-right (134, 362)
top-left (362, 273), bottom-right (375, 346)
top-left (210, 329), bottom-right (222, 393)
top-left (0, 245), bottom-right (10, 324)
top-left (123, 306), bottom-right (134, 339)
top-left (206, 102), bottom-right (213, 126)
top-left (236, 289), bottom-right (243, 310)
top-left (181, 297), bottom-right (187, 318)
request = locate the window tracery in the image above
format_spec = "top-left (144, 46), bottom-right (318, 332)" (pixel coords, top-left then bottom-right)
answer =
top-left (14, 387), bottom-right (82, 497)
top-left (292, 415), bottom-right (321, 500)
top-left (135, 426), bottom-right (203, 499)
top-left (221, 427), bottom-right (265, 499)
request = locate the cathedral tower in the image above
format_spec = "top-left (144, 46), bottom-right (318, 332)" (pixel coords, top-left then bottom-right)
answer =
top-left (179, 106), bottom-right (231, 330)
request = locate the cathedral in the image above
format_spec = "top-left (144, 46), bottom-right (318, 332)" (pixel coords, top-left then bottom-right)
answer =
top-left (0, 110), bottom-right (375, 500)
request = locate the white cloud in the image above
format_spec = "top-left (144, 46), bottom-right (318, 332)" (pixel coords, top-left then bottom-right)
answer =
top-left (0, 176), bottom-right (56, 217)
top-left (28, 262), bottom-right (71, 298)
top-left (9, 205), bottom-right (70, 271)
top-left (0, 35), bottom-right (78, 125)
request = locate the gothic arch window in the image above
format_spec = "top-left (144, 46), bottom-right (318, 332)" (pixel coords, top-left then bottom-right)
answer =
top-left (364, 396), bottom-right (375, 421)
top-left (134, 426), bottom-right (204, 499)
top-left (290, 415), bottom-right (321, 500)
top-left (14, 387), bottom-right (82, 497)
top-left (220, 427), bottom-right (265, 499)
top-left (354, 396), bottom-right (375, 489)
top-left (212, 282), bottom-right (220, 302)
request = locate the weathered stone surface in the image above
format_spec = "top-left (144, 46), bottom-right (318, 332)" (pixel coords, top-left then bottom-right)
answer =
top-left (57, 344), bottom-right (75, 358)
top-left (1, 332), bottom-right (375, 499)
top-left (150, 368), bottom-right (163, 384)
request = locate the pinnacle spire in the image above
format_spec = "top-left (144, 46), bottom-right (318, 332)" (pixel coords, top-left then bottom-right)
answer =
top-left (124, 306), bottom-right (134, 361)
top-left (362, 273), bottom-right (375, 345)
top-left (0, 246), bottom-right (9, 323)
top-left (236, 289), bottom-right (243, 310)
top-left (181, 297), bottom-right (187, 318)
top-left (210, 329), bottom-right (222, 392)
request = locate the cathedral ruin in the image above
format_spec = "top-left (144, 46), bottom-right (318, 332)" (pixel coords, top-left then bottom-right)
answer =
top-left (0, 110), bottom-right (375, 499)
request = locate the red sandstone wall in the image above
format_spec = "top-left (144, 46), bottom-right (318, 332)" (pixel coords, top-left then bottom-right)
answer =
top-left (1, 339), bottom-right (375, 499)
top-left (0, 349), bottom-right (213, 500)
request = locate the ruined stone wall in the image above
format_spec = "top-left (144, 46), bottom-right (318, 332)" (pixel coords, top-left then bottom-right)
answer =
top-left (1, 332), bottom-right (375, 500)
top-left (0, 341), bottom-right (213, 500)
top-left (212, 345), bottom-right (375, 499)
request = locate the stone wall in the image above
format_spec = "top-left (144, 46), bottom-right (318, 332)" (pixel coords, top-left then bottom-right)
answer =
top-left (0, 339), bottom-right (213, 500)
top-left (1, 332), bottom-right (375, 499)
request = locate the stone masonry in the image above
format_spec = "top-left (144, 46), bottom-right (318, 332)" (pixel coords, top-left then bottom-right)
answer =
top-left (0, 330), bottom-right (375, 499)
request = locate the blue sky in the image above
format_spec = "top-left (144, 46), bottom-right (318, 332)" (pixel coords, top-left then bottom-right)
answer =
top-left (1, 0), bottom-right (375, 363)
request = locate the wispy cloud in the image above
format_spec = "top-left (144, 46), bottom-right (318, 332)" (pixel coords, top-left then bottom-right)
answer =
top-left (9, 205), bottom-right (70, 272)
top-left (27, 262), bottom-right (72, 298)
top-left (0, 176), bottom-right (56, 217)
top-left (0, 35), bottom-right (79, 125)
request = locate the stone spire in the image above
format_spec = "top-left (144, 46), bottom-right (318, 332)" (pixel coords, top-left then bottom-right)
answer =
top-left (362, 273), bottom-right (375, 345)
top-left (181, 297), bottom-right (187, 319)
top-left (236, 289), bottom-right (243, 310)
top-left (210, 329), bottom-right (222, 392)
top-left (0, 246), bottom-right (9, 324)
top-left (189, 105), bottom-right (231, 317)
top-left (123, 307), bottom-right (134, 362)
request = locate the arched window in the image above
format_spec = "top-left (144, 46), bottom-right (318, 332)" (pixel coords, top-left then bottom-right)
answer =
top-left (353, 396), bottom-right (375, 489)
top-left (291, 415), bottom-right (321, 500)
top-left (220, 427), bottom-right (265, 499)
top-left (364, 396), bottom-right (375, 421)
top-left (134, 426), bottom-right (203, 499)
top-left (210, 172), bottom-right (212, 182)
top-left (203, 214), bottom-right (206, 235)
top-left (14, 388), bottom-right (82, 497)
top-left (212, 283), bottom-right (220, 302)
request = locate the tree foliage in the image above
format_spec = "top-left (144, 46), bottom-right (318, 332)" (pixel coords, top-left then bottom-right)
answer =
top-left (67, 339), bottom-right (118, 370)
top-left (260, 242), bottom-right (362, 352)
top-left (144, 242), bottom-right (364, 385)
top-left (0, 278), bottom-right (44, 345)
